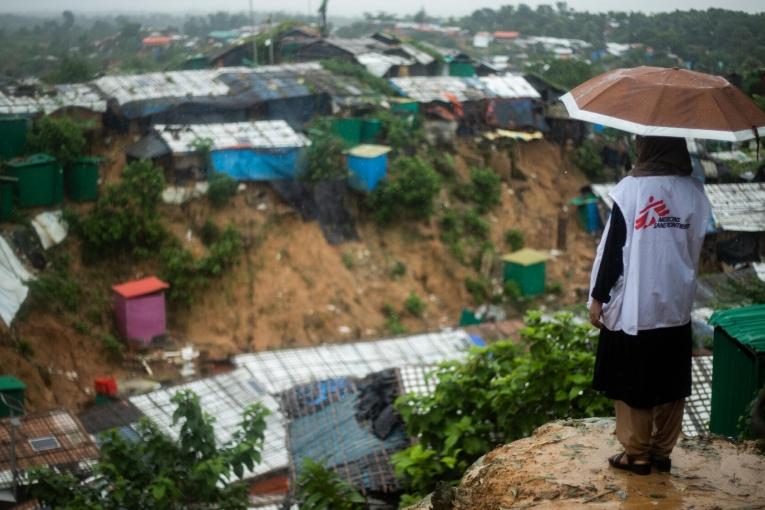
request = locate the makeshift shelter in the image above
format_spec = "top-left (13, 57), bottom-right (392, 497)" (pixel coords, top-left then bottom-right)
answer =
top-left (0, 409), bottom-right (100, 492)
top-left (502, 248), bottom-right (550, 296)
top-left (0, 82), bottom-right (106, 118)
top-left (281, 369), bottom-right (408, 496)
top-left (112, 276), bottom-right (169, 346)
top-left (708, 304), bottom-right (765, 437)
top-left (346, 144), bottom-right (391, 192)
top-left (152, 121), bottom-right (309, 182)
top-left (294, 37), bottom-right (388, 62)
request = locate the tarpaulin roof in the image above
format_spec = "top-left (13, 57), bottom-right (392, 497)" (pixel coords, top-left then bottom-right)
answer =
top-left (0, 83), bottom-right (106, 115)
top-left (112, 276), bottom-right (169, 299)
top-left (154, 120), bottom-right (309, 154)
top-left (390, 74), bottom-right (540, 103)
top-left (0, 234), bottom-right (33, 327)
top-left (592, 182), bottom-right (765, 232)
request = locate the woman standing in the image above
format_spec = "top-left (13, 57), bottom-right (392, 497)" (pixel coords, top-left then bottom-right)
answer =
top-left (589, 136), bottom-right (710, 475)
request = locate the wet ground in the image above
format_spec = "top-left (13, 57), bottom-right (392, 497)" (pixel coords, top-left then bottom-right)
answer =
top-left (422, 418), bottom-right (765, 509)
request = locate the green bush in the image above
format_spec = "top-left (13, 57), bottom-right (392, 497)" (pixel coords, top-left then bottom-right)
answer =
top-left (464, 276), bottom-right (491, 304)
top-left (302, 120), bottom-right (347, 183)
top-left (390, 260), bottom-right (407, 278)
top-left (320, 59), bottom-right (397, 96)
top-left (468, 167), bottom-right (501, 213)
top-left (368, 156), bottom-right (441, 225)
top-left (296, 458), bottom-right (365, 510)
top-left (546, 281), bottom-right (563, 295)
top-left (100, 333), bottom-right (124, 362)
top-left (461, 209), bottom-right (490, 239)
top-left (341, 252), bottom-right (355, 269)
top-left (207, 173), bottom-right (238, 209)
top-left (392, 311), bottom-right (611, 499)
top-left (404, 292), bottom-right (426, 318)
top-left (375, 109), bottom-right (425, 153)
top-left (160, 225), bottom-right (242, 305)
top-left (439, 208), bottom-right (463, 244)
top-left (25, 116), bottom-right (87, 169)
top-left (76, 160), bottom-right (166, 258)
top-left (199, 220), bottom-right (221, 246)
top-left (504, 229), bottom-right (525, 251)
top-left (382, 304), bottom-right (406, 335)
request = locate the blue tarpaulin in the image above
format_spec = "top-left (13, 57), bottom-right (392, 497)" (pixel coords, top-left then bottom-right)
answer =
top-left (210, 148), bottom-right (303, 181)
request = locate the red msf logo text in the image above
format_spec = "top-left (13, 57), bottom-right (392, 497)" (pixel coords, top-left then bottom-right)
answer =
top-left (635, 196), bottom-right (670, 230)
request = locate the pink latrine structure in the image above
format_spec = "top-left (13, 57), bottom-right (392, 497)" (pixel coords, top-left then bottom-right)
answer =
top-left (112, 276), bottom-right (169, 346)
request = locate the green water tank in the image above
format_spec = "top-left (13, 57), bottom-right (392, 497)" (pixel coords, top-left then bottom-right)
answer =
top-left (3, 153), bottom-right (63, 207)
top-left (0, 177), bottom-right (15, 221)
top-left (0, 117), bottom-right (28, 161)
top-left (66, 157), bottom-right (100, 202)
top-left (0, 375), bottom-right (26, 417)
top-left (331, 118), bottom-right (362, 147)
top-left (502, 248), bottom-right (550, 297)
top-left (708, 304), bottom-right (765, 437)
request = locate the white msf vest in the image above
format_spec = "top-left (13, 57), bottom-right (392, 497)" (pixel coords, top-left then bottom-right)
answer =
top-left (590, 176), bottom-right (710, 335)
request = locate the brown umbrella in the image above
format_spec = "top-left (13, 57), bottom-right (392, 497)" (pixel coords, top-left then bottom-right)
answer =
top-left (560, 66), bottom-right (765, 142)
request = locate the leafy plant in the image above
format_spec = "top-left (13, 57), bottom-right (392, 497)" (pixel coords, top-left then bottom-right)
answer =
top-left (461, 209), bottom-right (490, 239)
top-left (199, 219), bottom-right (221, 246)
top-left (404, 291), bottom-right (426, 318)
top-left (207, 173), bottom-right (238, 209)
top-left (368, 156), bottom-right (441, 225)
top-left (320, 58), bottom-right (397, 96)
top-left (393, 311), bottom-right (611, 499)
top-left (296, 458), bottom-right (366, 510)
top-left (464, 275), bottom-right (491, 304)
top-left (468, 167), bottom-right (501, 213)
top-left (100, 333), bottom-right (124, 362)
top-left (191, 136), bottom-right (214, 174)
top-left (382, 303), bottom-right (406, 335)
top-left (504, 229), bottom-right (525, 251)
top-left (571, 139), bottom-right (606, 182)
top-left (27, 271), bottom-right (82, 312)
top-left (375, 108), bottom-right (425, 153)
top-left (390, 260), bottom-right (407, 278)
top-left (546, 281), bottom-right (563, 295)
top-left (75, 160), bottom-right (166, 258)
top-left (341, 252), bottom-right (355, 269)
top-left (29, 390), bottom-right (269, 510)
top-left (303, 119), bottom-right (347, 182)
top-left (25, 115), bottom-right (87, 169)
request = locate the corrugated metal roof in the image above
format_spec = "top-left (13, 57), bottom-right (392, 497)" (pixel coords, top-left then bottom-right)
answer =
top-left (390, 74), bottom-right (540, 103)
top-left (397, 44), bottom-right (435, 65)
top-left (323, 37), bottom-right (387, 56)
top-left (154, 121), bottom-right (309, 154)
top-left (592, 182), bottom-right (765, 232)
top-left (709, 304), bottom-right (765, 352)
top-left (0, 83), bottom-right (106, 115)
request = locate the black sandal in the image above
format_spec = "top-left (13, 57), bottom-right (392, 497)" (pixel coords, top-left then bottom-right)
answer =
top-left (608, 452), bottom-right (651, 475)
top-left (651, 455), bottom-right (671, 472)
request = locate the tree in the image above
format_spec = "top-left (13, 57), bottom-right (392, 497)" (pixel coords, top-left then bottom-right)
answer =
top-left (61, 10), bottom-right (75, 29)
top-left (29, 390), bottom-right (269, 510)
top-left (25, 115), bottom-right (86, 167)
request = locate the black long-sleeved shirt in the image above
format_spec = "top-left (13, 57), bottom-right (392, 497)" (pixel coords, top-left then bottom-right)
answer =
top-left (591, 205), bottom-right (627, 304)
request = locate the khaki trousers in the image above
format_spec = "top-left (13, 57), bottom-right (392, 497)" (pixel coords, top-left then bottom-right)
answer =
top-left (614, 399), bottom-right (685, 460)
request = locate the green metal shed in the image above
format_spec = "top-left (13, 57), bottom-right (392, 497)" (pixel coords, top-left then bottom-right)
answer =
top-left (65, 157), bottom-right (100, 202)
top-left (708, 304), bottom-right (765, 437)
top-left (0, 375), bottom-right (26, 417)
top-left (3, 154), bottom-right (63, 208)
top-left (502, 248), bottom-right (550, 297)
top-left (331, 118), bottom-right (363, 148)
top-left (0, 117), bottom-right (28, 161)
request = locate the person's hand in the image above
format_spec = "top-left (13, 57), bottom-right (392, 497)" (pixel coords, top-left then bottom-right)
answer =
top-left (589, 299), bottom-right (604, 329)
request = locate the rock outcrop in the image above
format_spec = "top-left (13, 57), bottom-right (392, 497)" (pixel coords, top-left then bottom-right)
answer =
top-left (409, 418), bottom-right (765, 509)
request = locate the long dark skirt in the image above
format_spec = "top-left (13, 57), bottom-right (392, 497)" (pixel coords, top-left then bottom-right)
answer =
top-left (593, 322), bottom-right (692, 409)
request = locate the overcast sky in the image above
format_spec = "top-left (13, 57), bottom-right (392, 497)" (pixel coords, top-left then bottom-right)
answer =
top-left (0, 0), bottom-right (762, 17)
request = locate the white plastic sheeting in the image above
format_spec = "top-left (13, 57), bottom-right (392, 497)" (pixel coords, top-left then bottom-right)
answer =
top-left (161, 182), bottom-right (210, 205)
top-left (390, 74), bottom-right (540, 103)
top-left (356, 53), bottom-right (411, 78)
top-left (0, 83), bottom-right (106, 115)
top-left (129, 367), bottom-right (287, 481)
top-left (31, 211), bottom-right (68, 250)
top-left (93, 70), bottom-right (231, 106)
top-left (479, 75), bottom-right (541, 99)
top-left (0, 236), bottom-right (34, 327)
top-left (154, 121), bottom-right (309, 154)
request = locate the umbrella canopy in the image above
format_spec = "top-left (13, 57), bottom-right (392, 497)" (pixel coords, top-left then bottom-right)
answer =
top-left (560, 66), bottom-right (765, 142)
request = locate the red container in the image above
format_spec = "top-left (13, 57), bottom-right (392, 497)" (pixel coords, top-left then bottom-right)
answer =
top-left (94, 377), bottom-right (118, 397)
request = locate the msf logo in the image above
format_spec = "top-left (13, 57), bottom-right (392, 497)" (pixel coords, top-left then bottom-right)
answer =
top-left (635, 196), bottom-right (670, 230)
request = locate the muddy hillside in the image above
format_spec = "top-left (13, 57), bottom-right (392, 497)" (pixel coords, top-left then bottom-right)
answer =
top-left (0, 137), bottom-right (597, 413)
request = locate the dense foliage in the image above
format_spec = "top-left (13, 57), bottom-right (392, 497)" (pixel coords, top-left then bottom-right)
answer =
top-left (467, 167), bottom-right (502, 214)
top-left (25, 116), bottom-right (87, 169)
top-left (75, 160), bottom-right (166, 258)
top-left (375, 109), bottom-right (425, 153)
top-left (295, 458), bottom-right (366, 510)
top-left (29, 390), bottom-right (269, 510)
top-left (319, 58), bottom-right (398, 96)
top-left (207, 173), bottom-right (238, 208)
top-left (368, 156), bottom-right (441, 225)
top-left (302, 120), bottom-right (347, 182)
top-left (392, 311), bottom-right (610, 498)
